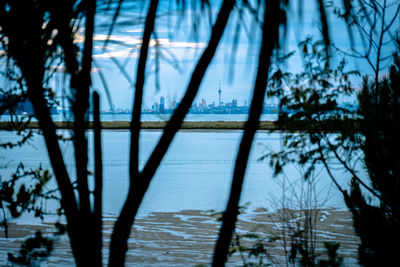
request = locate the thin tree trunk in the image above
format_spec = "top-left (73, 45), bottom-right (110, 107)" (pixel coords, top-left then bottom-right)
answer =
top-left (109, 1), bottom-right (235, 265)
top-left (70, 0), bottom-right (102, 265)
top-left (212, 1), bottom-right (281, 265)
top-left (27, 82), bottom-right (87, 264)
top-left (140, 0), bottom-right (235, 181)
top-left (93, 91), bottom-right (103, 267)
top-left (108, 1), bottom-right (159, 265)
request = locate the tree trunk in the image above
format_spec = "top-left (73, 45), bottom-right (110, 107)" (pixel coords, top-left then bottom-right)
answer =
top-left (212, 0), bottom-right (281, 265)
top-left (108, 1), bottom-right (236, 266)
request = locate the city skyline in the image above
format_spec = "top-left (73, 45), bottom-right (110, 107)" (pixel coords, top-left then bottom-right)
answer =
top-left (103, 92), bottom-right (282, 115)
top-left (103, 84), bottom-right (255, 114)
top-left (83, 0), bottom-right (389, 111)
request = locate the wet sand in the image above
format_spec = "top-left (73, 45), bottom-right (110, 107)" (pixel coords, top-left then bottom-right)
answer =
top-left (0, 209), bottom-right (360, 266)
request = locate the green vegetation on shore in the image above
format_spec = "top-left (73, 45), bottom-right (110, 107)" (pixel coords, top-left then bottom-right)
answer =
top-left (0, 120), bottom-right (360, 131)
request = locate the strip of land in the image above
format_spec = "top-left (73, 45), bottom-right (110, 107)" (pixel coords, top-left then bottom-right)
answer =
top-left (0, 120), bottom-right (360, 131)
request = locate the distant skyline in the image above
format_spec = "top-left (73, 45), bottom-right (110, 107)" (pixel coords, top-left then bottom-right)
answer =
top-left (107, 91), bottom-right (248, 111)
top-left (50, 0), bottom-right (398, 110)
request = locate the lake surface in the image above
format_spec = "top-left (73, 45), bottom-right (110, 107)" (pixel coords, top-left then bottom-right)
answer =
top-left (0, 129), bottom-right (352, 222)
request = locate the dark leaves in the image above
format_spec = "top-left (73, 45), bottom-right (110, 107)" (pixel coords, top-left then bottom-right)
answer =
top-left (8, 231), bottom-right (54, 266)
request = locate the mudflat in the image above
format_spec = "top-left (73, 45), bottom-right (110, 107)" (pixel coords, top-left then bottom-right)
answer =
top-left (0, 209), bottom-right (360, 266)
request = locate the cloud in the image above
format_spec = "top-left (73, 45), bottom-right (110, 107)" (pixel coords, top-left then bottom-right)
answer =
top-left (49, 65), bottom-right (102, 73)
top-left (94, 49), bottom-right (140, 59)
top-left (92, 34), bottom-right (205, 59)
top-left (122, 29), bottom-right (170, 34)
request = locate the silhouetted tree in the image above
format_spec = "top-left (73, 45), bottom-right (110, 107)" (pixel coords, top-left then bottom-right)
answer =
top-left (264, 23), bottom-right (400, 267)
top-left (0, 0), bottom-right (366, 266)
top-left (212, 0), bottom-right (360, 265)
top-left (212, 0), bottom-right (284, 265)
top-left (1, 0), bottom-right (235, 265)
top-left (344, 40), bottom-right (400, 266)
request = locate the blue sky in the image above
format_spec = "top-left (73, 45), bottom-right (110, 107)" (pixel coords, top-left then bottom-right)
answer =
top-left (73, 0), bottom-right (398, 110)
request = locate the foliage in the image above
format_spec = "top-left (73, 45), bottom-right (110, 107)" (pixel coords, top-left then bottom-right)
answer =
top-left (0, 0), bottom-right (376, 266)
top-left (0, 164), bottom-right (56, 233)
top-left (220, 172), bottom-right (344, 267)
top-left (331, 0), bottom-right (400, 85)
top-left (226, 211), bottom-right (344, 267)
top-left (7, 231), bottom-right (53, 266)
top-left (266, 38), bottom-right (360, 184)
top-left (1, 0), bottom-right (238, 265)
top-left (229, 230), bottom-right (276, 266)
top-left (344, 40), bottom-right (400, 266)
top-left (318, 242), bottom-right (343, 267)
top-left (0, 163), bottom-right (58, 265)
top-left (265, 34), bottom-right (400, 266)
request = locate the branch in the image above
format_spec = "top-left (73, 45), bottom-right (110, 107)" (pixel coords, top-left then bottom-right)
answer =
top-left (130, 0), bottom-right (159, 178)
top-left (316, 139), bottom-right (346, 195)
top-left (141, 0), bottom-right (235, 181)
top-left (321, 133), bottom-right (383, 201)
top-left (108, 1), bottom-right (160, 266)
top-left (72, 0), bottom-right (96, 217)
top-left (93, 91), bottom-right (103, 266)
top-left (212, 0), bottom-right (281, 265)
top-left (109, 1), bottom-right (235, 265)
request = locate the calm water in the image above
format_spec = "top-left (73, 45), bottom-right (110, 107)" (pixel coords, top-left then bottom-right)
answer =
top-left (0, 129), bottom-right (353, 222)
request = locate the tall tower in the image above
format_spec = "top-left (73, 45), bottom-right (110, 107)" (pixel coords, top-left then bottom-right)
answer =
top-left (218, 81), bottom-right (222, 107)
top-left (160, 96), bottom-right (165, 113)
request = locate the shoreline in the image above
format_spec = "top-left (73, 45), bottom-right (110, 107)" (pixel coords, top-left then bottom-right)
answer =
top-left (0, 120), bottom-right (280, 131)
top-left (0, 120), bottom-right (360, 131)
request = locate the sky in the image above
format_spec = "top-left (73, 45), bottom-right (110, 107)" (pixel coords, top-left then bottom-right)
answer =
top-left (59, 0), bottom-right (399, 110)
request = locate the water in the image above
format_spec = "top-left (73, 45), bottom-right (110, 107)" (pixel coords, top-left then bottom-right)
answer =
top-left (0, 129), bottom-right (362, 266)
top-left (0, 129), bottom-right (350, 220)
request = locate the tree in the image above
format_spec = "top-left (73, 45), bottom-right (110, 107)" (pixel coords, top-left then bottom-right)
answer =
top-left (345, 41), bottom-right (400, 266)
top-left (265, 24), bottom-right (400, 267)
top-left (212, 0), bottom-right (362, 261)
top-left (331, 0), bottom-right (400, 88)
top-left (0, 0), bottom-right (361, 266)
top-left (212, 0), bottom-right (284, 265)
top-left (1, 0), bottom-right (236, 265)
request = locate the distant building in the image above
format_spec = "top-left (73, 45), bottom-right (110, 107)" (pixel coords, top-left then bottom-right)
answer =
top-left (170, 100), bottom-right (176, 109)
top-left (145, 94), bottom-right (279, 115)
top-left (232, 99), bottom-right (237, 107)
top-left (160, 96), bottom-right (165, 114)
top-left (152, 102), bottom-right (159, 113)
top-left (218, 82), bottom-right (222, 107)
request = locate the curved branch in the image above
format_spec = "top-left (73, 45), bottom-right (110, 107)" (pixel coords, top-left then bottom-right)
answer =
top-left (109, 1), bottom-right (235, 265)
top-left (321, 133), bottom-right (383, 201)
top-left (213, 0), bottom-right (281, 265)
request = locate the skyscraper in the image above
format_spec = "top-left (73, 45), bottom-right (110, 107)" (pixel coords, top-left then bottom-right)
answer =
top-left (218, 81), bottom-right (222, 106)
top-left (232, 99), bottom-right (237, 107)
top-left (160, 96), bottom-right (165, 113)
